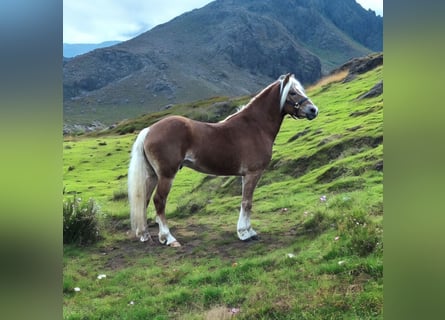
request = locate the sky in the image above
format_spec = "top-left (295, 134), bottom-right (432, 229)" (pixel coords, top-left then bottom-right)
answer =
top-left (63, 0), bottom-right (383, 44)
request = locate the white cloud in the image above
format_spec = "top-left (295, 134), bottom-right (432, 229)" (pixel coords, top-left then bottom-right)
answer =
top-left (63, 0), bottom-right (213, 43)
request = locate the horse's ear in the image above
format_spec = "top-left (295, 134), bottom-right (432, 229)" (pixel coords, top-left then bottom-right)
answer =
top-left (281, 73), bottom-right (291, 86)
top-left (278, 73), bottom-right (291, 81)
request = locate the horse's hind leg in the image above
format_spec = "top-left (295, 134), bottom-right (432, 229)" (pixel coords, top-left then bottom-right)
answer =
top-left (139, 169), bottom-right (158, 242)
top-left (237, 172), bottom-right (262, 241)
top-left (153, 176), bottom-right (181, 247)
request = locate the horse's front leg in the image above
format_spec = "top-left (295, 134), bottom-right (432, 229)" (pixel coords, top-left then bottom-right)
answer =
top-left (237, 171), bottom-right (262, 241)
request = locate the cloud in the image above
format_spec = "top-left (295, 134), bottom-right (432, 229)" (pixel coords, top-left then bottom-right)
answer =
top-left (63, 0), bottom-right (213, 43)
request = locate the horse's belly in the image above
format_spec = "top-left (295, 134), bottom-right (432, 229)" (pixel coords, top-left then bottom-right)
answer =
top-left (182, 152), bottom-right (242, 176)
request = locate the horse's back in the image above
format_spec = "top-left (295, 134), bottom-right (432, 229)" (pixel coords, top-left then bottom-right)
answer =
top-left (151, 114), bottom-right (196, 142)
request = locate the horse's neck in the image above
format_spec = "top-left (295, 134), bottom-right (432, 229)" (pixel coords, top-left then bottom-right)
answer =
top-left (241, 84), bottom-right (284, 139)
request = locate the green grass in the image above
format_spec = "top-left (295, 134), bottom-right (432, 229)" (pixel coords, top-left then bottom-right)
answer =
top-left (63, 65), bottom-right (383, 319)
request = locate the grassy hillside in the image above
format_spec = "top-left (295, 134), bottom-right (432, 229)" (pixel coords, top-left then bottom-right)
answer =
top-left (63, 65), bottom-right (383, 319)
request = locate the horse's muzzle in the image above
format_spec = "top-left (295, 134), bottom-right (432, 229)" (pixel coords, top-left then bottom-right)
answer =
top-left (305, 105), bottom-right (318, 120)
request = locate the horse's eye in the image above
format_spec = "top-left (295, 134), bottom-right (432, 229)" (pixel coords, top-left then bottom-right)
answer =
top-left (289, 92), bottom-right (297, 96)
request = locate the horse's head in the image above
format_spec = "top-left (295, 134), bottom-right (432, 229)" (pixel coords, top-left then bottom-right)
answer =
top-left (279, 74), bottom-right (318, 120)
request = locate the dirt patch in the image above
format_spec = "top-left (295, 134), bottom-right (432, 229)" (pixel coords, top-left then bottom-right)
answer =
top-left (95, 220), bottom-right (309, 272)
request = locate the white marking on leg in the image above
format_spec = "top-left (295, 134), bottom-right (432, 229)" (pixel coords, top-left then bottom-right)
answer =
top-left (237, 173), bottom-right (262, 240)
top-left (237, 206), bottom-right (257, 240)
top-left (156, 216), bottom-right (180, 246)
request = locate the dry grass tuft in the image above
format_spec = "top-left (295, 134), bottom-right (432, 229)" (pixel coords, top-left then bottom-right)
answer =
top-left (307, 70), bottom-right (349, 91)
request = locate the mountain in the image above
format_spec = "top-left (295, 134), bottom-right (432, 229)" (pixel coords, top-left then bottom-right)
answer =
top-left (63, 0), bottom-right (382, 126)
top-left (63, 41), bottom-right (121, 58)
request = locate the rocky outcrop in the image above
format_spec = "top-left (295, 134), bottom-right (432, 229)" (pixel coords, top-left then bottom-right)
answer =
top-left (330, 53), bottom-right (383, 83)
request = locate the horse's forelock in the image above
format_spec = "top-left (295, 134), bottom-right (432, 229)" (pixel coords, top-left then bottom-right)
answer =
top-left (279, 76), bottom-right (293, 110)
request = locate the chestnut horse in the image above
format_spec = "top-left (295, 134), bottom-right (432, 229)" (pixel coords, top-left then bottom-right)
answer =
top-left (128, 74), bottom-right (318, 247)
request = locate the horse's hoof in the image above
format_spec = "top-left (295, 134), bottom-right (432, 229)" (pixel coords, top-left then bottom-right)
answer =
top-left (140, 233), bottom-right (152, 243)
top-left (238, 228), bottom-right (258, 241)
top-left (159, 236), bottom-right (181, 247)
top-left (241, 235), bottom-right (259, 242)
top-left (169, 241), bottom-right (181, 247)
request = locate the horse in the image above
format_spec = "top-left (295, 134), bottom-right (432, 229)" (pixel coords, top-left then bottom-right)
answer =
top-left (128, 73), bottom-right (318, 247)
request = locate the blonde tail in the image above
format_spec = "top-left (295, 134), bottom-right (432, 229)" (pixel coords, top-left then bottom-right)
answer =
top-left (128, 127), bottom-right (150, 239)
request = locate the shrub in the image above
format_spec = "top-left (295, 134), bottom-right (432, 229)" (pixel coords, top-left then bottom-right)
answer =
top-left (63, 194), bottom-right (101, 245)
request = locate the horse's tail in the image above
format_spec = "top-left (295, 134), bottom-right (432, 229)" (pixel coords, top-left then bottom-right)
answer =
top-left (128, 127), bottom-right (151, 237)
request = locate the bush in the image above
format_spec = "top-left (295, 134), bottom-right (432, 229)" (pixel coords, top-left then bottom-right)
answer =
top-left (63, 195), bottom-right (101, 245)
